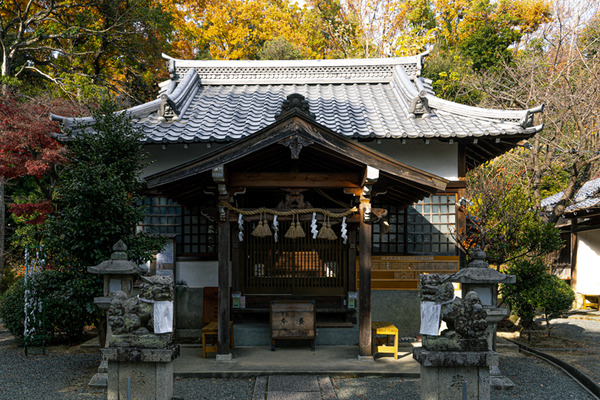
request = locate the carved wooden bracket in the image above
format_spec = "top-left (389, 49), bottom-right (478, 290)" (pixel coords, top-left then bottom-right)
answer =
top-left (279, 135), bottom-right (314, 159)
top-left (212, 166), bottom-right (228, 196)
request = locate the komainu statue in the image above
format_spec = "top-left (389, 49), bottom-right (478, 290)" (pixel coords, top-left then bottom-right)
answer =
top-left (419, 274), bottom-right (488, 351)
top-left (107, 275), bottom-right (174, 348)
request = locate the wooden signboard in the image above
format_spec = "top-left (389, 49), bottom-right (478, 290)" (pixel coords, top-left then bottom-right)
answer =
top-left (357, 255), bottom-right (460, 290)
top-left (270, 300), bottom-right (316, 351)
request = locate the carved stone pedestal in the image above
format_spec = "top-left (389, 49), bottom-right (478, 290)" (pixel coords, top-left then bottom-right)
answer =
top-left (102, 346), bottom-right (179, 400)
top-left (413, 348), bottom-right (497, 400)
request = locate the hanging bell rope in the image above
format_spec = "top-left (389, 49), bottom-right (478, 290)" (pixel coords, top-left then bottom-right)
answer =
top-left (285, 213), bottom-right (306, 239)
top-left (251, 213), bottom-right (273, 238)
top-left (317, 215), bottom-right (338, 240)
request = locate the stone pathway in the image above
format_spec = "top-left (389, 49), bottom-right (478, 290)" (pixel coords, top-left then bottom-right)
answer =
top-left (252, 375), bottom-right (338, 400)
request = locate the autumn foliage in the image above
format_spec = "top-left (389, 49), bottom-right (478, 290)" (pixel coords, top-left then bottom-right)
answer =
top-left (0, 91), bottom-right (86, 224)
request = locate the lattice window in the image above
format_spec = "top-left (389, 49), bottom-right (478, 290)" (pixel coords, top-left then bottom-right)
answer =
top-left (137, 197), bottom-right (183, 253)
top-left (373, 205), bottom-right (405, 254)
top-left (407, 194), bottom-right (457, 255)
top-left (373, 194), bottom-right (457, 256)
top-left (138, 197), bottom-right (218, 257)
top-left (182, 207), bottom-right (217, 255)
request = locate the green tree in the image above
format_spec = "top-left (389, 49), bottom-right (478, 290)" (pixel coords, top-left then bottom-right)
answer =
top-left (45, 101), bottom-right (165, 268)
top-left (259, 37), bottom-right (303, 60)
top-left (0, 0), bottom-right (173, 103)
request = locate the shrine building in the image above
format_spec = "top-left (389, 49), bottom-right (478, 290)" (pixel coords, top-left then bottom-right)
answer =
top-left (52, 53), bottom-right (543, 359)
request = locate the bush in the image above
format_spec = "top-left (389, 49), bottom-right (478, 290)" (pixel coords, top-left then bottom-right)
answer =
top-left (538, 274), bottom-right (575, 335)
top-left (0, 270), bottom-right (101, 343)
top-left (501, 258), bottom-right (575, 339)
top-left (0, 266), bottom-right (20, 295)
top-left (0, 276), bottom-right (26, 340)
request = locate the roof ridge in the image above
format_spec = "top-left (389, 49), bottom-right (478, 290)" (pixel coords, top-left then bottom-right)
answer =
top-left (161, 53), bottom-right (428, 84)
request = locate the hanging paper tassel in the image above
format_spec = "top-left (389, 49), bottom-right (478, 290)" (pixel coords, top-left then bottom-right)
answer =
top-left (273, 215), bottom-right (279, 242)
top-left (238, 213), bottom-right (244, 242)
top-left (341, 216), bottom-right (348, 244)
top-left (310, 212), bottom-right (318, 239)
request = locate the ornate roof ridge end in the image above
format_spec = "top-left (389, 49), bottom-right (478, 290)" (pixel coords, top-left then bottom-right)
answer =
top-left (157, 68), bottom-right (199, 122)
top-left (426, 95), bottom-right (543, 126)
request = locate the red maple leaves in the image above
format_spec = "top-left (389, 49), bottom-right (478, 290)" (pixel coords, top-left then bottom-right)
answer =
top-left (0, 91), bottom-right (87, 224)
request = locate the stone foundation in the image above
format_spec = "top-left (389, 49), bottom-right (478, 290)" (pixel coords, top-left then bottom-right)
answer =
top-left (413, 348), bottom-right (497, 400)
top-left (102, 346), bottom-right (179, 400)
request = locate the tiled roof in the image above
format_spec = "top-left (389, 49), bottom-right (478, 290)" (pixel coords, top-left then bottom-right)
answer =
top-left (542, 178), bottom-right (600, 213)
top-left (51, 53), bottom-right (544, 144)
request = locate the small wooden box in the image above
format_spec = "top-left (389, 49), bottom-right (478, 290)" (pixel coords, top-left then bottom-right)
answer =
top-left (270, 300), bottom-right (316, 351)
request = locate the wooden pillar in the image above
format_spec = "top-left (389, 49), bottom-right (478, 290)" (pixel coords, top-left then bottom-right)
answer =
top-left (348, 229), bottom-right (357, 292)
top-left (457, 142), bottom-right (468, 268)
top-left (358, 197), bottom-right (372, 357)
top-left (570, 218), bottom-right (578, 291)
top-left (217, 204), bottom-right (231, 358)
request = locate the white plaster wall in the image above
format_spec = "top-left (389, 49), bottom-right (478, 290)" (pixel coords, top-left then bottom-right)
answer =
top-left (364, 139), bottom-right (458, 181)
top-left (176, 261), bottom-right (218, 288)
top-left (142, 143), bottom-right (227, 179)
top-left (576, 229), bottom-right (600, 295)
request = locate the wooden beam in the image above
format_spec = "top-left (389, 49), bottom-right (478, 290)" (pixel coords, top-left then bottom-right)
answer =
top-left (358, 198), bottom-right (373, 358)
top-left (228, 172), bottom-right (361, 188)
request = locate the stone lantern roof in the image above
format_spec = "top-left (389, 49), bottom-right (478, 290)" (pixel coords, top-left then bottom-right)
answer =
top-left (88, 240), bottom-right (145, 276)
top-left (450, 248), bottom-right (516, 285)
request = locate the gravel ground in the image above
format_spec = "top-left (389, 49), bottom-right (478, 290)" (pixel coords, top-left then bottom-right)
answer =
top-left (1, 317), bottom-right (598, 400)
top-left (0, 330), bottom-right (102, 400)
top-left (331, 350), bottom-right (598, 400)
top-left (531, 317), bottom-right (600, 387)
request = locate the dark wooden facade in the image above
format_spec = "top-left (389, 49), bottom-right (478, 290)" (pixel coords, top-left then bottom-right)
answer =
top-left (146, 102), bottom-right (447, 357)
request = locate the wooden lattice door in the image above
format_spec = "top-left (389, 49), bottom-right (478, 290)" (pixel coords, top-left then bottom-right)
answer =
top-left (241, 220), bottom-right (348, 295)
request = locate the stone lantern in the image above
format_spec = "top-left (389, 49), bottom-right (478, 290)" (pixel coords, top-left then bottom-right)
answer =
top-left (450, 248), bottom-right (516, 389)
top-left (88, 240), bottom-right (145, 307)
top-left (87, 240), bottom-right (144, 389)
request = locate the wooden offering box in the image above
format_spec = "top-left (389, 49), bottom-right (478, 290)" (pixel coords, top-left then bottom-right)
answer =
top-left (270, 300), bottom-right (316, 351)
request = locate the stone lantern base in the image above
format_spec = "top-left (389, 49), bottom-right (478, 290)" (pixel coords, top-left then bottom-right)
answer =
top-left (413, 348), bottom-right (497, 400)
top-left (101, 345), bottom-right (180, 400)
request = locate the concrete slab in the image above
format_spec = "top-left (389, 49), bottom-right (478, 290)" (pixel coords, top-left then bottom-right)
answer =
top-left (268, 375), bottom-right (320, 392)
top-left (173, 345), bottom-right (420, 378)
top-left (267, 392), bottom-right (322, 400)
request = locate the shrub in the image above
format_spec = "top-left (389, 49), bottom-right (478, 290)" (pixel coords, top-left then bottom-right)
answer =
top-left (538, 274), bottom-right (575, 335)
top-left (501, 258), bottom-right (575, 339)
top-left (0, 276), bottom-right (26, 341)
top-left (0, 270), bottom-right (101, 343)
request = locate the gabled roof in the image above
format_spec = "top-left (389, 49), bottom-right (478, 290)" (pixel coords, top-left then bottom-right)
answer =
top-left (51, 53), bottom-right (543, 169)
top-left (145, 103), bottom-right (448, 208)
top-left (542, 178), bottom-right (600, 215)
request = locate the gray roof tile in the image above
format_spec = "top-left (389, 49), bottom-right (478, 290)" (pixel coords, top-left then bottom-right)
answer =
top-left (542, 178), bottom-right (600, 213)
top-left (51, 55), bottom-right (543, 144)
